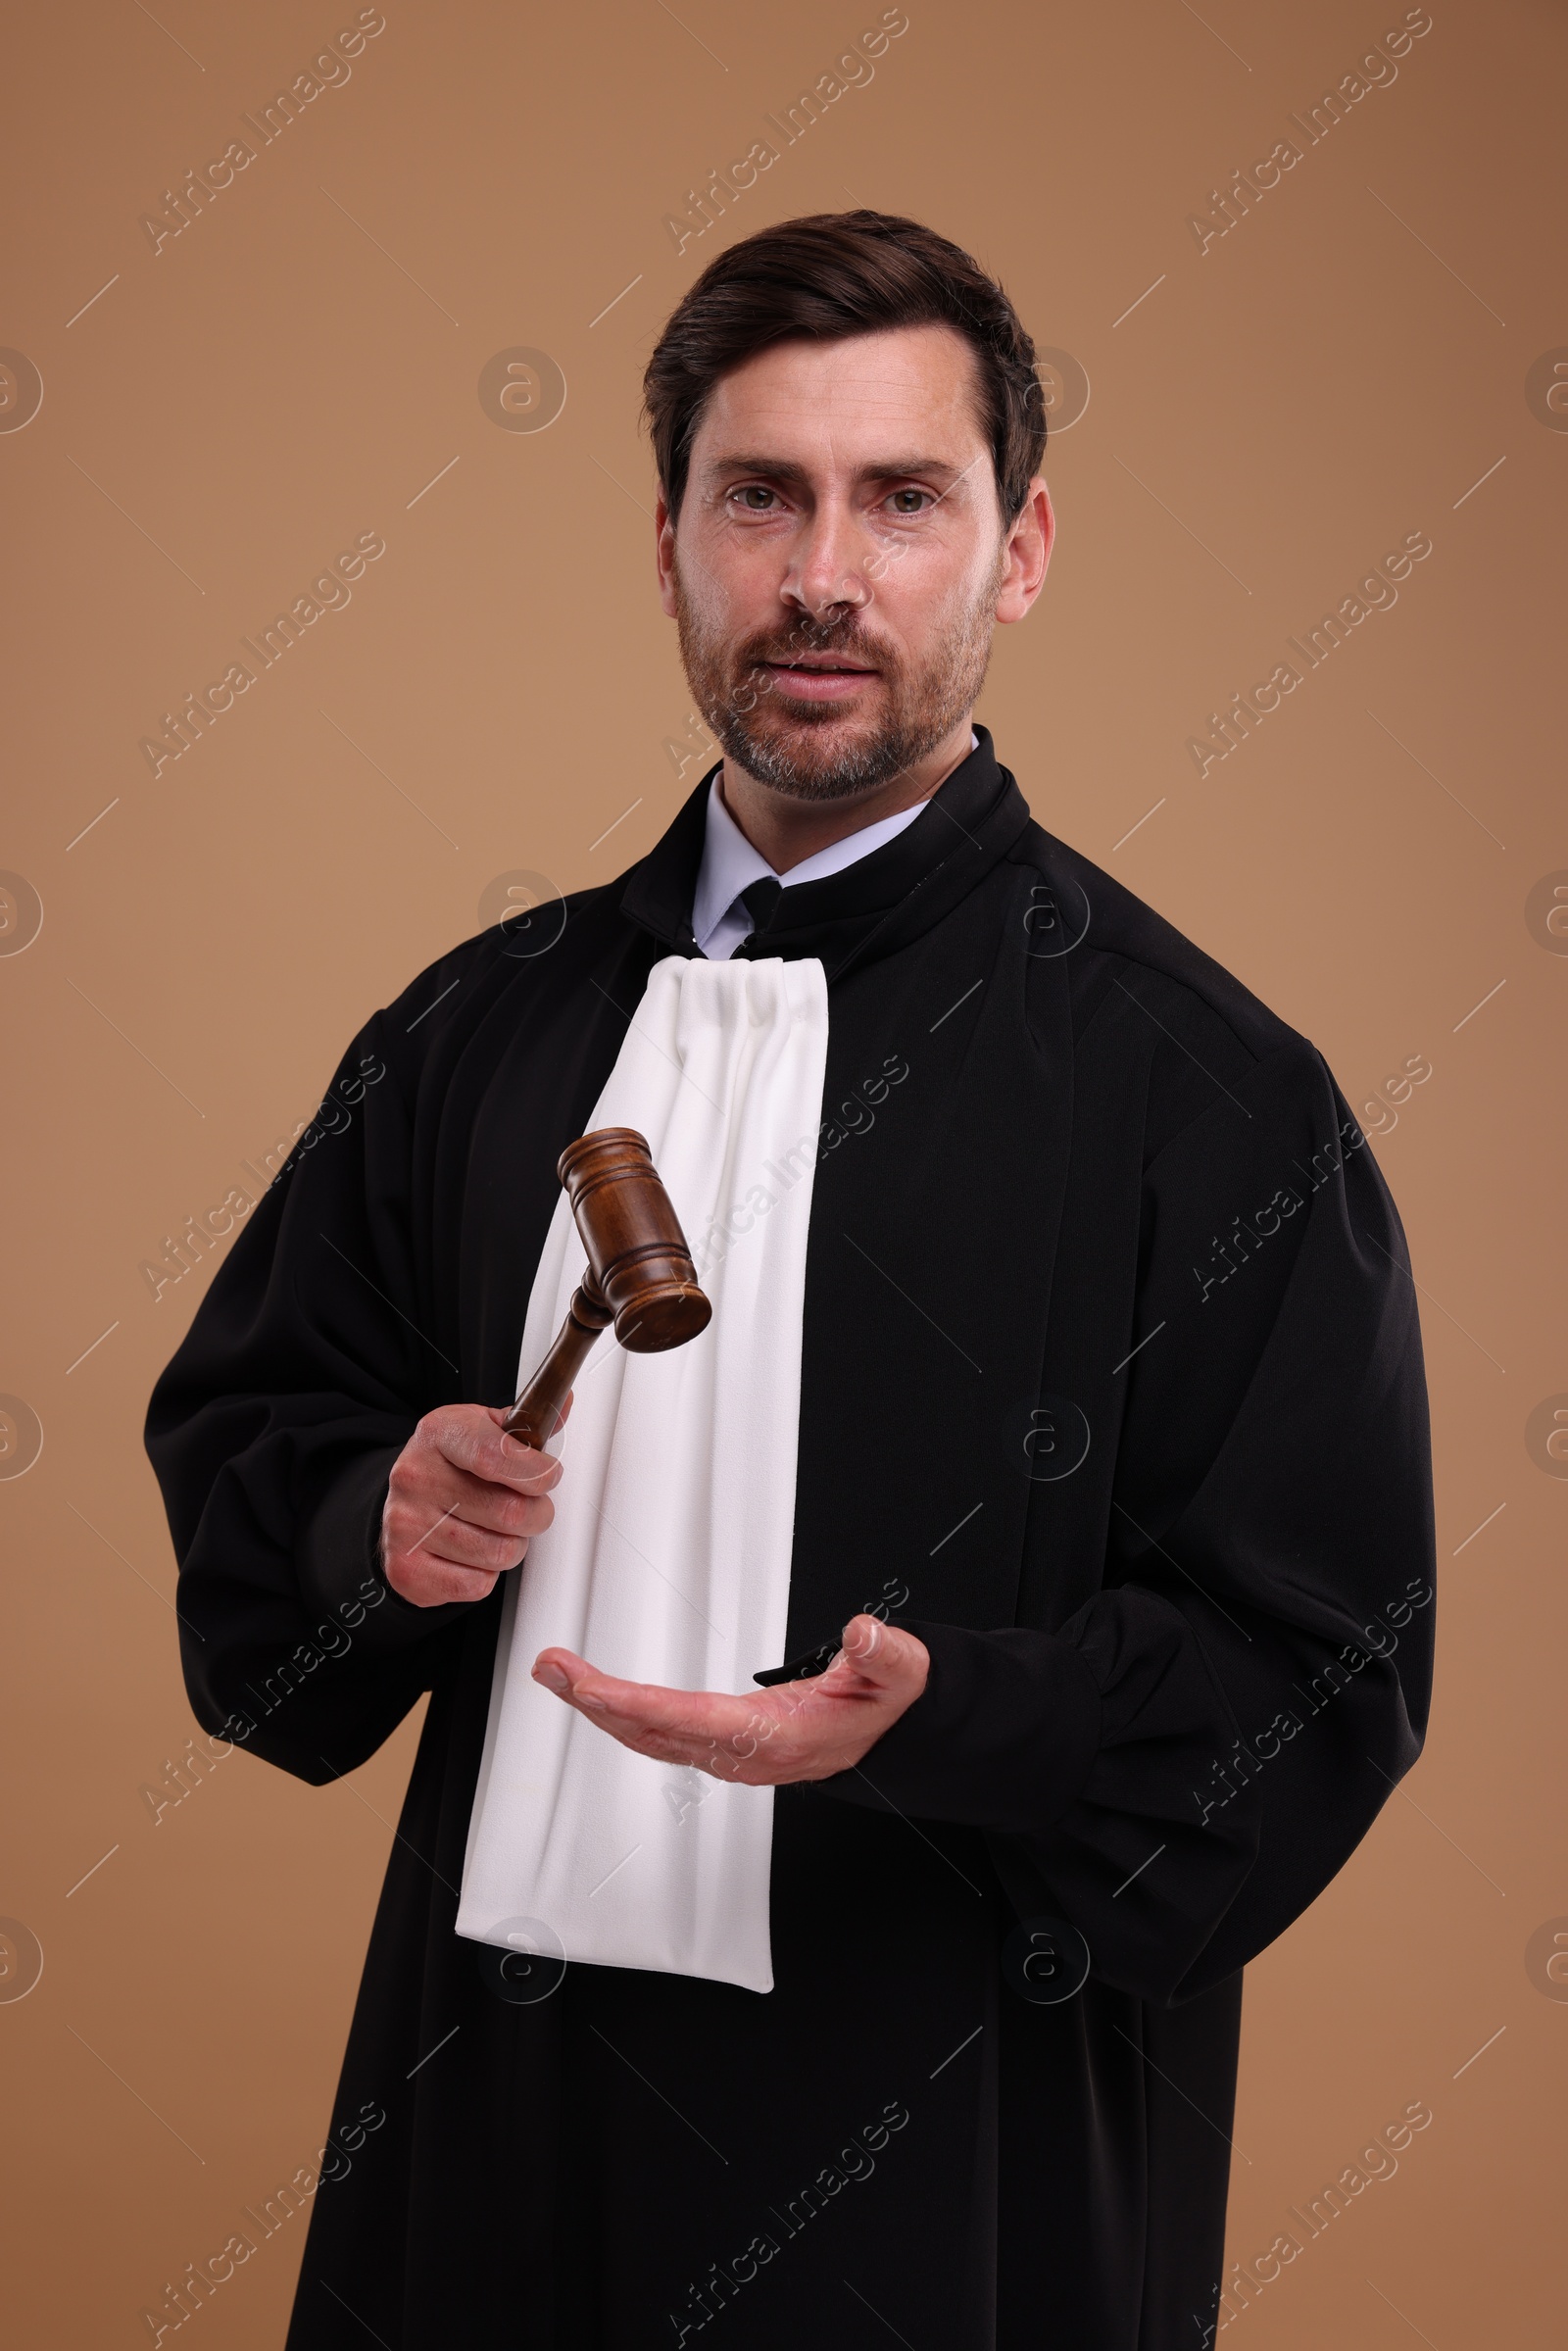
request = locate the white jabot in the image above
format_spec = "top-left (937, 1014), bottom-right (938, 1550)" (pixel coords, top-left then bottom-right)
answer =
top-left (691, 728), bottom-right (980, 960)
top-left (457, 955), bottom-right (830, 1994)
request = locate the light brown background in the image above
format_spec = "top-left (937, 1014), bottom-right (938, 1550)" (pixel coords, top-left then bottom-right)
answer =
top-left (3, 0), bottom-right (1563, 2339)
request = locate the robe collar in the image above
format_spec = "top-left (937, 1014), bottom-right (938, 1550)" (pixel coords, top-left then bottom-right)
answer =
top-left (618, 723), bottom-right (1032, 982)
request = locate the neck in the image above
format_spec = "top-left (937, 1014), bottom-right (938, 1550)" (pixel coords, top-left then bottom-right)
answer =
top-left (718, 715), bottom-right (975, 874)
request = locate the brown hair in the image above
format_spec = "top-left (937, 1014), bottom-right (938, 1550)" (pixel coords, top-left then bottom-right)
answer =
top-left (642, 210), bottom-right (1046, 529)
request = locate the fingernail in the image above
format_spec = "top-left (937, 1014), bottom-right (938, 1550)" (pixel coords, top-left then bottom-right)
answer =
top-left (533, 1662), bottom-right (569, 1692)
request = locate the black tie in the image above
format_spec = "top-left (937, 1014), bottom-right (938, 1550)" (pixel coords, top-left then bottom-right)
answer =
top-left (732, 875), bottom-right (783, 953)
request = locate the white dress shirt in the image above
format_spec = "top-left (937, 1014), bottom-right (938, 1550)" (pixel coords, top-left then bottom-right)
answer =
top-left (690, 731), bottom-right (979, 959)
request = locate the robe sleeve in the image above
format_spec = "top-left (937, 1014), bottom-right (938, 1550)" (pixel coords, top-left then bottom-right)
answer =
top-left (143, 991), bottom-right (476, 1787)
top-left (822, 1033), bottom-right (1436, 2007)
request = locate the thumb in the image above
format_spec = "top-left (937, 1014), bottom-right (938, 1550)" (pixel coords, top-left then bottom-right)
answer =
top-left (837, 1614), bottom-right (921, 1689)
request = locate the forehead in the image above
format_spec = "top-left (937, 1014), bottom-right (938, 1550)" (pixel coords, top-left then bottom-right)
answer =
top-left (688, 323), bottom-right (988, 471)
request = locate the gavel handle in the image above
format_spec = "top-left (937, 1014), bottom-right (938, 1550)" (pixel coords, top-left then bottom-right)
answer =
top-left (502, 1277), bottom-right (612, 1451)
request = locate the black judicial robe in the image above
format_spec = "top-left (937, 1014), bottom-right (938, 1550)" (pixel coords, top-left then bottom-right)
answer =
top-left (145, 727), bottom-right (1436, 2351)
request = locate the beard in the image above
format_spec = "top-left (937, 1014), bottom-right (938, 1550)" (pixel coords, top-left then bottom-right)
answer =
top-left (672, 550), bottom-right (1004, 804)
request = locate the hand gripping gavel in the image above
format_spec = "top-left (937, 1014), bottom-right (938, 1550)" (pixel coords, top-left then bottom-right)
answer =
top-left (501, 1128), bottom-right (712, 1451)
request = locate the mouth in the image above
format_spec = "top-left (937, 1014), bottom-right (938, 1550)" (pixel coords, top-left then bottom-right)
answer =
top-left (758, 655), bottom-right (880, 703)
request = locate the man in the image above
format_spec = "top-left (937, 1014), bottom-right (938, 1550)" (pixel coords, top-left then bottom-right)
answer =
top-left (146, 212), bottom-right (1435, 2349)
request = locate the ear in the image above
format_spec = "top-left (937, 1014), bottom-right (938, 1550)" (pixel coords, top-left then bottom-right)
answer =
top-left (995, 476), bottom-right (1054, 625)
top-left (656, 490), bottom-right (679, 618)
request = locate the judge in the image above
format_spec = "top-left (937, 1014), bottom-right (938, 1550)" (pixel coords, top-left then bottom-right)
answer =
top-left (145, 211), bottom-right (1435, 2351)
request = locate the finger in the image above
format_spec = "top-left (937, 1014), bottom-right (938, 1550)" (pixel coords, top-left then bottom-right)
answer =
top-left (442, 1412), bottom-right (561, 1492)
top-left (385, 1555), bottom-right (502, 1607)
top-left (428, 1462), bottom-right (557, 1541)
top-left (820, 1616), bottom-right (928, 1694)
top-left (530, 1650), bottom-right (763, 1754)
top-left (403, 1516), bottom-right (525, 1574)
top-left (387, 1491), bottom-right (551, 1570)
top-left (529, 1648), bottom-right (710, 1728)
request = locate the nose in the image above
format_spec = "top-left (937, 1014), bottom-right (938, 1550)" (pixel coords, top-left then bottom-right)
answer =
top-left (783, 498), bottom-right (872, 629)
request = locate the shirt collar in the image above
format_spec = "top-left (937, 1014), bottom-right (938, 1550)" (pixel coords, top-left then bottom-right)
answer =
top-left (619, 723), bottom-right (1030, 982)
top-left (689, 729), bottom-right (979, 957)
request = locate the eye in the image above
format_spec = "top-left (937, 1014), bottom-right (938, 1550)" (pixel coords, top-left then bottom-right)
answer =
top-left (884, 487), bottom-right (934, 514)
top-left (730, 484), bottom-right (780, 512)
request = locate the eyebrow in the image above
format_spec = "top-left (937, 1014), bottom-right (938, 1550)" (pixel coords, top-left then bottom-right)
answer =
top-left (700, 453), bottom-right (969, 490)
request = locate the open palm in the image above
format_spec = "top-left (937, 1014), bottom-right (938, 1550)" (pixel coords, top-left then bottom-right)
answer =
top-left (531, 1613), bottom-right (930, 1786)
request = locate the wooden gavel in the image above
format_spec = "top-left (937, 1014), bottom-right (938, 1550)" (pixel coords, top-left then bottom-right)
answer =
top-left (502, 1128), bottom-right (711, 1450)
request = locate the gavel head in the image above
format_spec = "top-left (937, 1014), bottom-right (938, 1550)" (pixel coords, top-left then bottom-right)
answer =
top-left (558, 1128), bottom-right (711, 1353)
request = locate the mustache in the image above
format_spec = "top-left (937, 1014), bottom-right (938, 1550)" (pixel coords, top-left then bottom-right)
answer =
top-left (735, 625), bottom-right (897, 673)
